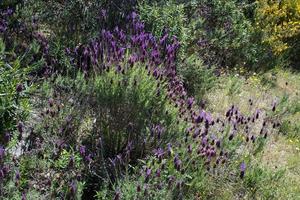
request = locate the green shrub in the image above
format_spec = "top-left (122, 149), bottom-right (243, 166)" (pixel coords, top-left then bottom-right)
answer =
top-left (277, 97), bottom-right (300, 139)
top-left (0, 39), bottom-right (38, 142)
top-left (139, 0), bottom-right (188, 53)
top-left (186, 0), bottom-right (267, 68)
top-left (20, 0), bottom-right (137, 46)
top-left (139, 0), bottom-right (270, 69)
top-left (178, 55), bottom-right (217, 102)
top-left (16, 61), bottom-right (183, 198)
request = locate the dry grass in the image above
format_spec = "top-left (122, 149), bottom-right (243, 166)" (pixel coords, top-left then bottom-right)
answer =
top-left (262, 135), bottom-right (300, 199)
top-left (204, 68), bottom-right (300, 199)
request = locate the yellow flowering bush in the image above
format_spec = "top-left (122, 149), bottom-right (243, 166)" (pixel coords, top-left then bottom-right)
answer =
top-left (256, 0), bottom-right (300, 67)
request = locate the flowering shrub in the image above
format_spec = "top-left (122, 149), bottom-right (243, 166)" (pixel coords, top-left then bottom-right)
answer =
top-left (106, 96), bottom-right (280, 199)
top-left (0, 2), bottom-right (292, 200)
top-left (256, 0), bottom-right (300, 68)
top-left (1, 14), bottom-right (187, 198)
top-left (61, 13), bottom-right (280, 199)
top-left (26, 66), bottom-right (182, 198)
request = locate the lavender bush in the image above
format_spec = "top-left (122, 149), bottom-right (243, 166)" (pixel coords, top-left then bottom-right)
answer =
top-left (0, 3), bottom-right (290, 200)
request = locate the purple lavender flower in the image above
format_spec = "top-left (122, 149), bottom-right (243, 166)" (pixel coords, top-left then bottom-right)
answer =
top-left (0, 17), bottom-right (8, 33)
top-left (195, 114), bottom-right (202, 124)
top-left (85, 153), bottom-right (92, 163)
top-left (167, 176), bottom-right (175, 188)
top-left (2, 165), bottom-right (9, 174)
top-left (65, 47), bottom-right (71, 55)
top-left (187, 97), bottom-right (194, 110)
top-left (272, 101), bottom-right (277, 112)
top-left (187, 144), bottom-right (192, 154)
top-left (146, 168), bottom-right (151, 176)
top-left (153, 148), bottom-right (164, 160)
top-left (15, 170), bottom-right (20, 181)
top-left (144, 185), bottom-right (149, 196)
top-left (137, 184), bottom-right (141, 192)
top-left (131, 12), bottom-right (138, 20)
top-left (176, 180), bottom-right (183, 189)
top-left (145, 167), bottom-right (151, 182)
top-left (156, 168), bottom-right (161, 177)
top-left (17, 122), bottom-right (24, 134)
top-left (201, 137), bottom-right (208, 146)
top-left (228, 133), bottom-right (234, 141)
top-left (69, 155), bottom-right (75, 167)
top-left (0, 146), bottom-right (5, 160)
top-left (125, 141), bottom-right (133, 153)
top-left (174, 154), bottom-right (182, 171)
top-left (7, 8), bottom-right (14, 16)
top-left (240, 162), bottom-right (246, 179)
top-left (116, 65), bottom-right (122, 73)
top-left (48, 98), bottom-right (54, 107)
top-left (79, 145), bottom-right (86, 156)
top-left (255, 109), bottom-right (260, 119)
top-left (16, 84), bottom-right (23, 93)
top-left (205, 113), bottom-right (212, 128)
top-left (100, 9), bottom-right (107, 20)
top-left (160, 33), bottom-right (168, 46)
top-left (216, 140), bottom-right (221, 148)
top-left (70, 181), bottom-right (77, 194)
top-left (0, 169), bottom-right (4, 179)
top-left (167, 143), bottom-right (172, 156)
top-left (200, 109), bottom-right (206, 121)
top-left (193, 128), bottom-right (200, 139)
top-left (128, 54), bottom-right (138, 66)
top-left (22, 192), bottom-right (26, 200)
top-left (251, 135), bottom-right (256, 143)
top-left (117, 154), bottom-right (123, 164)
top-left (152, 68), bottom-right (159, 79)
